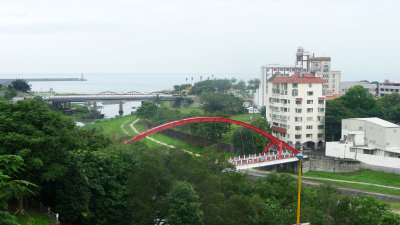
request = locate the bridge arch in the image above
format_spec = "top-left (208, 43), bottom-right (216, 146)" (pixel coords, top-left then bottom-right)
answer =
top-left (97, 91), bottom-right (119, 95)
top-left (125, 117), bottom-right (299, 155)
top-left (124, 91), bottom-right (145, 95)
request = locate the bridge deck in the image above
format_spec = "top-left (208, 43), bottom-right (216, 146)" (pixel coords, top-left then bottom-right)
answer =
top-left (230, 153), bottom-right (307, 170)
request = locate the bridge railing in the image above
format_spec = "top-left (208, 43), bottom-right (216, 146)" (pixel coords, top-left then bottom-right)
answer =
top-left (229, 152), bottom-right (299, 166)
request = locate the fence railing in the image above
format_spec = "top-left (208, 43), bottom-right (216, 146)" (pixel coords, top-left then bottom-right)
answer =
top-left (28, 199), bottom-right (60, 224)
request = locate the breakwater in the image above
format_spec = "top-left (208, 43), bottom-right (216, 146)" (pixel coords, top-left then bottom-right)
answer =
top-left (0, 78), bottom-right (87, 84)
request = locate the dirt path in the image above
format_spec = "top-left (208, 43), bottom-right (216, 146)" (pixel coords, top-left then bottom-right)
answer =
top-left (120, 119), bottom-right (131, 135)
top-left (127, 119), bottom-right (201, 156)
top-left (129, 119), bottom-right (175, 148)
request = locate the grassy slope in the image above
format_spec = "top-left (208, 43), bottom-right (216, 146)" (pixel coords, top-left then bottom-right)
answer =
top-left (303, 169), bottom-right (400, 197)
top-left (85, 115), bottom-right (136, 136)
top-left (16, 210), bottom-right (55, 225)
top-left (304, 169), bottom-right (400, 187)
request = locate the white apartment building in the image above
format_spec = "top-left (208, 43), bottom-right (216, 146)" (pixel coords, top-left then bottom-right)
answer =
top-left (266, 72), bottom-right (327, 150)
top-left (378, 80), bottom-right (400, 97)
top-left (340, 81), bottom-right (377, 96)
top-left (255, 47), bottom-right (341, 107)
top-left (326, 118), bottom-right (400, 169)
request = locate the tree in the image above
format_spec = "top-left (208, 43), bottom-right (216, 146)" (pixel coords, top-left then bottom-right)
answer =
top-left (234, 80), bottom-right (246, 91)
top-left (0, 99), bottom-right (82, 211)
top-left (232, 118), bottom-right (271, 155)
top-left (339, 85), bottom-right (383, 118)
top-left (11, 79), bottom-right (31, 92)
top-left (325, 100), bottom-right (353, 141)
top-left (201, 93), bottom-right (246, 115)
top-left (151, 95), bottom-right (162, 106)
top-left (190, 79), bottom-right (232, 95)
top-left (377, 92), bottom-right (400, 123)
top-left (136, 101), bottom-right (158, 119)
top-left (0, 155), bottom-right (36, 224)
top-left (247, 79), bottom-right (260, 90)
top-left (167, 181), bottom-right (203, 225)
top-left (260, 106), bottom-right (266, 118)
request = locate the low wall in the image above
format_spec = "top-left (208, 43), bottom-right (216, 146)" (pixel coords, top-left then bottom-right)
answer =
top-left (302, 155), bottom-right (361, 173)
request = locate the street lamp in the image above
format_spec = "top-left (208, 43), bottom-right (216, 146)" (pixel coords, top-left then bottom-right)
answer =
top-left (296, 151), bottom-right (304, 225)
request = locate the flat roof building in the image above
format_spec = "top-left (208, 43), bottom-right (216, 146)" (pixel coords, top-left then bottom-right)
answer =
top-left (326, 117), bottom-right (400, 169)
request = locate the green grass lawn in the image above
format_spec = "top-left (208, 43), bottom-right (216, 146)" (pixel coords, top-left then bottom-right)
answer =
top-left (133, 119), bottom-right (205, 155)
top-left (178, 106), bottom-right (204, 115)
top-left (302, 178), bottom-right (400, 197)
top-left (304, 169), bottom-right (400, 187)
top-left (85, 115), bottom-right (137, 136)
top-left (388, 202), bottom-right (400, 211)
top-left (16, 210), bottom-right (55, 225)
top-left (231, 113), bottom-right (262, 123)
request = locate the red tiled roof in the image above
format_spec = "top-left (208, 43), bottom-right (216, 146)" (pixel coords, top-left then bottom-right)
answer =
top-left (326, 94), bottom-right (343, 100)
top-left (270, 72), bottom-right (327, 84)
top-left (309, 57), bottom-right (331, 61)
top-left (271, 126), bottom-right (287, 134)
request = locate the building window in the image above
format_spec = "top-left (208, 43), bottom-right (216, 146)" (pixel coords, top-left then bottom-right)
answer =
top-left (307, 100), bottom-right (313, 104)
top-left (295, 117), bottom-right (302, 122)
top-left (309, 83), bottom-right (312, 88)
top-left (318, 99), bottom-right (324, 104)
top-left (295, 135), bottom-right (302, 139)
top-left (318, 133), bottom-right (324, 138)
top-left (296, 100), bottom-right (302, 104)
top-left (322, 74), bottom-right (329, 78)
top-left (318, 108), bottom-right (325, 112)
top-left (323, 65), bottom-right (329, 72)
top-left (293, 83), bottom-right (298, 88)
top-left (306, 125), bottom-right (313, 129)
top-left (306, 134), bottom-right (313, 138)
top-left (307, 91), bottom-right (313, 96)
top-left (295, 108), bottom-right (302, 113)
top-left (292, 89), bottom-right (298, 96)
top-left (295, 126), bottom-right (302, 130)
top-left (318, 116), bottom-right (325, 122)
top-left (318, 125), bottom-right (324, 129)
top-left (307, 108), bottom-right (313, 113)
top-left (307, 117), bottom-right (313, 121)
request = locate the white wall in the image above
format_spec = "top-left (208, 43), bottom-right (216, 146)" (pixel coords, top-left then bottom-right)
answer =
top-left (326, 142), bottom-right (400, 169)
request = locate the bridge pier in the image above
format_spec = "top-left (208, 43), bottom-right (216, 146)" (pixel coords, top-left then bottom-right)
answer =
top-left (93, 101), bottom-right (97, 112)
top-left (119, 101), bottom-right (123, 116)
top-left (86, 101), bottom-right (91, 113)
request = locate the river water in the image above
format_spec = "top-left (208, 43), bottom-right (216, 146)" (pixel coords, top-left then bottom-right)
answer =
top-left (1, 73), bottom-right (256, 118)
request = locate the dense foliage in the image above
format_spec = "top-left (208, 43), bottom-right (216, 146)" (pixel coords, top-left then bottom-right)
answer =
top-left (1, 99), bottom-right (399, 225)
top-left (10, 79), bottom-right (31, 92)
top-left (325, 85), bottom-right (398, 141)
top-left (232, 117), bottom-right (272, 155)
top-left (201, 93), bottom-right (247, 115)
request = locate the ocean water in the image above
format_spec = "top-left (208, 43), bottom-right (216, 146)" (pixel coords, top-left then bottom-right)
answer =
top-left (0, 73), bottom-right (257, 118)
top-left (1, 73), bottom-right (256, 94)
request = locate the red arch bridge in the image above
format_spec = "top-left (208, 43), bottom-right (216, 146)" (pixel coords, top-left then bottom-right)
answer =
top-left (125, 117), bottom-right (307, 169)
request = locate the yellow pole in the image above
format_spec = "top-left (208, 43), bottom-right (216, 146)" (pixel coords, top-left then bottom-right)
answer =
top-left (296, 150), bottom-right (303, 225)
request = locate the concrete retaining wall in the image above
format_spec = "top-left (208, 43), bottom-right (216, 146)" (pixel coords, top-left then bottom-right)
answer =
top-left (302, 155), bottom-right (361, 173)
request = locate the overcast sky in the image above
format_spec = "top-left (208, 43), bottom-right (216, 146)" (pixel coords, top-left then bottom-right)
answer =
top-left (0, 0), bottom-right (399, 78)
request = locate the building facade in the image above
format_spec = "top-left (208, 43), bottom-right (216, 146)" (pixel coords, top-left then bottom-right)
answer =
top-left (340, 81), bottom-right (377, 96)
top-left (378, 80), bottom-right (400, 97)
top-left (255, 47), bottom-right (341, 107)
top-left (266, 72), bottom-right (327, 150)
top-left (326, 118), bottom-right (400, 169)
